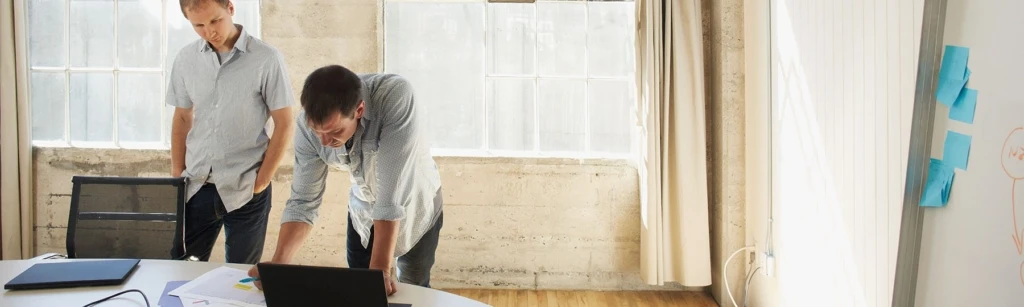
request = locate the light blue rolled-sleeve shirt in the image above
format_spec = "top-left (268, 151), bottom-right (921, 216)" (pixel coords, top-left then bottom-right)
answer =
top-left (282, 73), bottom-right (442, 258)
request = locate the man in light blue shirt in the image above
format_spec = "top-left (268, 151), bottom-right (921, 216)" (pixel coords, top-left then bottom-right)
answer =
top-left (248, 65), bottom-right (443, 296)
top-left (167, 0), bottom-right (294, 264)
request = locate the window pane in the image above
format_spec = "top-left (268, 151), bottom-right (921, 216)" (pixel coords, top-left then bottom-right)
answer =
top-left (488, 4), bottom-right (535, 76)
top-left (70, 0), bottom-right (114, 68)
top-left (117, 0), bottom-right (162, 68)
top-left (537, 2), bottom-right (586, 77)
top-left (70, 73), bottom-right (114, 142)
top-left (165, 0), bottom-right (200, 84)
top-left (30, 72), bottom-right (66, 141)
top-left (384, 2), bottom-right (484, 149)
top-left (588, 79), bottom-right (632, 153)
top-left (234, 0), bottom-right (261, 37)
top-left (538, 79), bottom-right (585, 151)
top-left (164, 105), bottom-right (175, 147)
top-left (28, 0), bottom-right (65, 67)
top-left (588, 3), bottom-right (635, 77)
top-left (118, 73), bottom-right (162, 143)
top-left (487, 78), bottom-right (535, 151)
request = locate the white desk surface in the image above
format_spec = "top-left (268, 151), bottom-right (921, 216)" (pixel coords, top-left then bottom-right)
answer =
top-left (0, 258), bottom-right (489, 307)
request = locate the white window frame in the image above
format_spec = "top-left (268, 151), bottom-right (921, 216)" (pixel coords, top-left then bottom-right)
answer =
top-left (382, 0), bottom-right (637, 160)
top-left (26, 0), bottom-right (262, 150)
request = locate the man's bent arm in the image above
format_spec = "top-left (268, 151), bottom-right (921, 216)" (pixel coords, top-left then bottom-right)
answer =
top-left (366, 77), bottom-right (427, 268)
top-left (256, 50), bottom-right (296, 192)
top-left (171, 107), bottom-right (193, 177)
top-left (254, 107), bottom-right (294, 192)
top-left (166, 55), bottom-right (193, 178)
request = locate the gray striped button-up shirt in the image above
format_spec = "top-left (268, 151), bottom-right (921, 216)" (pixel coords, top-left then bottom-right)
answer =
top-left (165, 24), bottom-right (294, 212)
top-left (282, 73), bottom-right (442, 258)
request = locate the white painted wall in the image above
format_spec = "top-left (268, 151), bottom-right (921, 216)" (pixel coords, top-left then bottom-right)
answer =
top-left (748, 0), bottom-right (924, 306)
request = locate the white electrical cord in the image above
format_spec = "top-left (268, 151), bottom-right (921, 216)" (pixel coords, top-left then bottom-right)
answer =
top-left (725, 246), bottom-right (755, 307)
top-left (744, 266), bottom-right (761, 307)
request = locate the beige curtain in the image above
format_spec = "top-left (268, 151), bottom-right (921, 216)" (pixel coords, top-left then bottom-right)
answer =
top-left (635, 0), bottom-right (711, 286)
top-left (0, 0), bottom-right (33, 260)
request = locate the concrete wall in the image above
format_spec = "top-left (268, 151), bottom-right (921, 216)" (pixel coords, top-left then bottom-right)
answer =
top-left (30, 0), bottom-right (685, 291)
top-left (34, 148), bottom-right (662, 290)
top-left (702, 0), bottom-right (749, 304)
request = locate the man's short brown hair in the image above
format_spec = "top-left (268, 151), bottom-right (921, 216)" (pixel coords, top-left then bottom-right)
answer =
top-left (301, 65), bottom-right (364, 125)
top-left (179, 0), bottom-right (230, 17)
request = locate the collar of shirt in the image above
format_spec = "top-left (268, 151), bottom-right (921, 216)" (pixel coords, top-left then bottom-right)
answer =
top-left (342, 81), bottom-right (376, 153)
top-left (344, 116), bottom-right (369, 155)
top-left (359, 81), bottom-right (376, 121)
top-left (198, 24), bottom-right (250, 54)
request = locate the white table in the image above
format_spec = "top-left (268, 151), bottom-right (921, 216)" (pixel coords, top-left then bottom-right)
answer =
top-left (0, 257), bottom-right (489, 307)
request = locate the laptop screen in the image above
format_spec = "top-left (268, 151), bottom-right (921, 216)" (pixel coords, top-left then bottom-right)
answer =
top-left (257, 263), bottom-right (390, 307)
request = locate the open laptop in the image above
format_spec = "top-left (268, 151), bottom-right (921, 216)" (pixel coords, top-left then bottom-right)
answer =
top-left (257, 263), bottom-right (400, 307)
top-left (4, 259), bottom-right (140, 290)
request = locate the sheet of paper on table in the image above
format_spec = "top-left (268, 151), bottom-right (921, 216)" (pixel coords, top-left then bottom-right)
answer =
top-left (168, 266), bottom-right (267, 307)
top-left (177, 297), bottom-right (243, 307)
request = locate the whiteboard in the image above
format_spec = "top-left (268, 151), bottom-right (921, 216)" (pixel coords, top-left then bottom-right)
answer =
top-left (915, 0), bottom-right (1024, 306)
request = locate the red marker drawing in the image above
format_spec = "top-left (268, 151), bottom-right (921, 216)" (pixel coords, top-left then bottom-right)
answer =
top-left (1000, 127), bottom-right (1024, 287)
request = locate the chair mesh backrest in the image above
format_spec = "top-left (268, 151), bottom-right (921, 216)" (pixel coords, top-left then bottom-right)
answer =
top-left (68, 177), bottom-right (184, 259)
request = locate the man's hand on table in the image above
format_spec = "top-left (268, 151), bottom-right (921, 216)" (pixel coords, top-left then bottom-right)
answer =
top-left (372, 265), bottom-right (398, 296)
top-left (247, 264), bottom-right (263, 290)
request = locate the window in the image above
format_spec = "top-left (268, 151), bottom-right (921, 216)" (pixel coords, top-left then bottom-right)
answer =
top-left (383, 0), bottom-right (636, 158)
top-left (26, 0), bottom-right (262, 149)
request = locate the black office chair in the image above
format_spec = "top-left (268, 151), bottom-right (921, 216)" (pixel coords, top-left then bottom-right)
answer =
top-left (66, 176), bottom-right (187, 259)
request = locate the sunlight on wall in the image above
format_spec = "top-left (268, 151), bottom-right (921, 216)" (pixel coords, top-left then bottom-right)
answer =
top-left (769, 0), bottom-right (922, 306)
top-left (774, 2), bottom-right (866, 306)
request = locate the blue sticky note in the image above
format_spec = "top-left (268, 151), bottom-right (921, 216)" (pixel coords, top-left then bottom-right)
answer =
top-left (935, 45), bottom-right (971, 106)
top-left (936, 77), bottom-right (968, 106)
top-left (939, 45), bottom-right (970, 81)
top-left (943, 131), bottom-right (972, 170)
top-left (949, 88), bottom-right (978, 124)
top-left (920, 158), bottom-right (956, 207)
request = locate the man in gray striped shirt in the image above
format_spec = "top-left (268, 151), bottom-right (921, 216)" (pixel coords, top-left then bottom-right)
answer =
top-left (167, 0), bottom-right (294, 264)
top-left (248, 65), bottom-right (443, 296)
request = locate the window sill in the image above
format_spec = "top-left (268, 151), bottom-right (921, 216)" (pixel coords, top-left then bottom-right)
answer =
top-left (31, 145), bottom-right (636, 167)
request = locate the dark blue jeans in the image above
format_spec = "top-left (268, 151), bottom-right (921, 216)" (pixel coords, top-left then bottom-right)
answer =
top-left (171, 183), bottom-right (272, 264)
top-left (347, 210), bottom-right (443, 288)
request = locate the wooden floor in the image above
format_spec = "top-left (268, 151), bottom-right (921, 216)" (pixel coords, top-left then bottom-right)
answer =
top-left (444, 289), bottom-right (719, 307)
